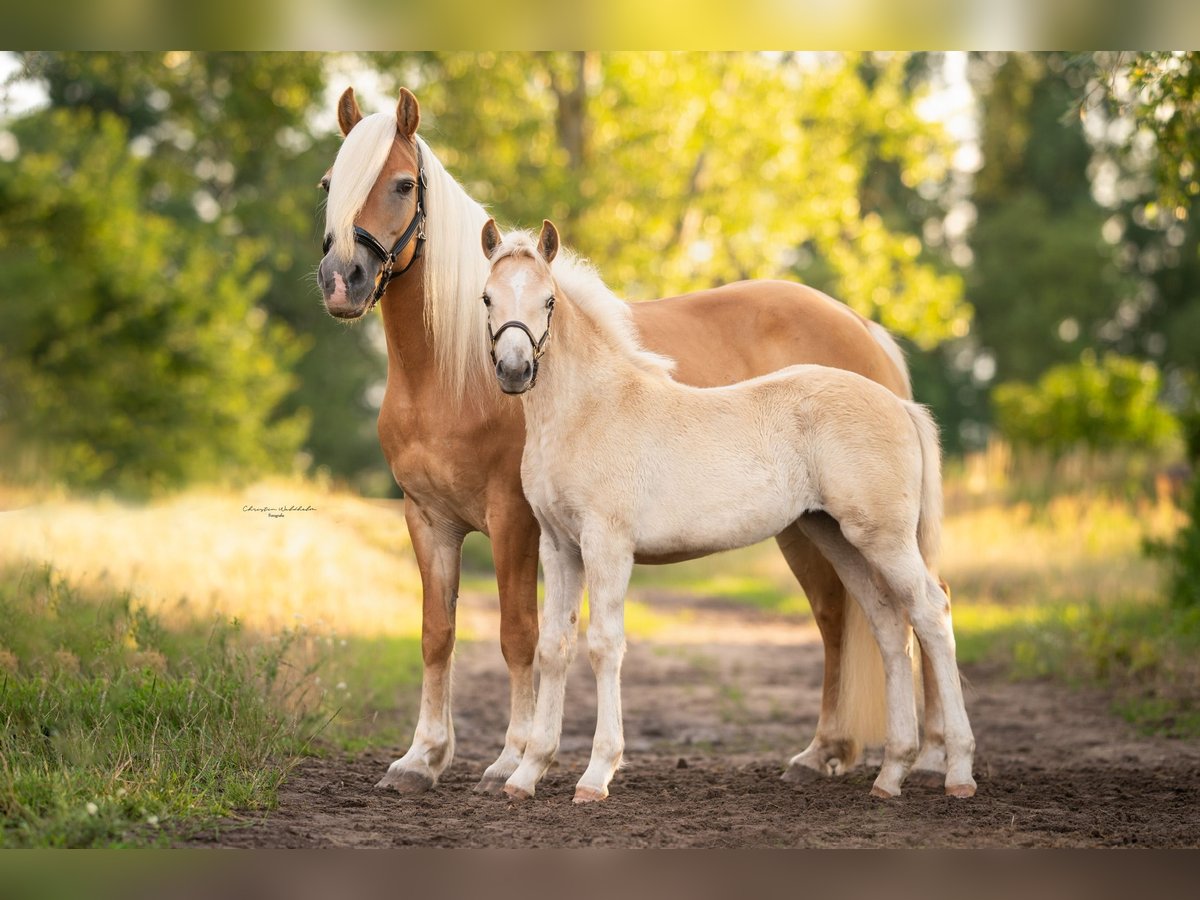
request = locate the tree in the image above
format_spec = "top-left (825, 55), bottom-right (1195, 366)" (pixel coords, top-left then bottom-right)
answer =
top-left (379, 51), bottom-right (968, 348)
top-left (0, 109), bottom-right (305, 493)
top-left (14, 51), bottom-right (389, 489)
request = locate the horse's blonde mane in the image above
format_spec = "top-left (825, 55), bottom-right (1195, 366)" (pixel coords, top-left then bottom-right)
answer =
top-left (325, 113), bottom-right (493, 403)
top-left (492, 233), bottom-right (676, 379)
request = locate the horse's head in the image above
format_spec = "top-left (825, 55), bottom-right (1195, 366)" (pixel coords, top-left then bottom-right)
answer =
top-left (317, 87), bottom-right (426, 320)
top-left (480, 219), bottom-right (560, 395)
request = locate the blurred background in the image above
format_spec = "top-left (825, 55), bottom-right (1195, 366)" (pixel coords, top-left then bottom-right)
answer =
top-left (1, 51), bottom-right (1198, 846)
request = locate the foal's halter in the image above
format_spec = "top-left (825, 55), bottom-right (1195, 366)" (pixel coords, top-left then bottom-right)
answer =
top-left (322, 142), bottom-right (428, 309)
top-left (487, 295), bottom-right (555, 389)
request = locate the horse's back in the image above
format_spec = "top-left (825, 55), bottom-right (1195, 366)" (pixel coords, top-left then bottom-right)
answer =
top-left (630, 280), bottom-right (907, 396)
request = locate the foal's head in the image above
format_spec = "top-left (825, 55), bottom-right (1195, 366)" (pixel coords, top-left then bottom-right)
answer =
top-left (480, 219), bottom-right (560, 395)
top-left (317, 87), bottom-right (425, 320)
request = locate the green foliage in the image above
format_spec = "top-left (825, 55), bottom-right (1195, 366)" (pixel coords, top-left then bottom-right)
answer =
top-left (391, 51), bottom-right (968, 348)
top-left (0, 564), bottom-right (315, 847)
top-left (12, 51), bottom-right (387, 491)
top-left (992, 352), bottom-right (1179, 455)
top-left (969, 54), bottom-right (1129, 386)
top-left (1109, 51), bottom-right (1200, 211)
top-left (954, 598), bottom-right (1200, 737)
top-left (0, 107), bottom-right (307, 494)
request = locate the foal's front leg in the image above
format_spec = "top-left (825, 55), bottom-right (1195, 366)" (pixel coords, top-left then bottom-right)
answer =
top-left (503, 535), bottom-right (585, 800)
top-left (573, 536), bottom-right (634, 803)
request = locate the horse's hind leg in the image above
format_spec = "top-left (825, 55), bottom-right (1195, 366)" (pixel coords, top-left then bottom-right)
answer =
top-left (377, 501), bottom-right (465, 794)
top-left (775, 526), bottom-right (862, 779)
top-left (475, 503), bottom-right (541, 794)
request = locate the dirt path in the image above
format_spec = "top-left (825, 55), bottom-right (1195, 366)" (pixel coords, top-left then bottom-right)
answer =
top-left (187, 591), bottom-right (1200, 848)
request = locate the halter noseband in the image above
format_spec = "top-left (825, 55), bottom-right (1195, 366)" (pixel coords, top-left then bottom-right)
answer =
top-left (322, 142), bottom-right (428, 309)
top-left (487, 296), bottom-right (555, 389)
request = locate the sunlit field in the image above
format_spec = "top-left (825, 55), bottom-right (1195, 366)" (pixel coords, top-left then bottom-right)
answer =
top-left (1, 452), bottom-right (1195, 846)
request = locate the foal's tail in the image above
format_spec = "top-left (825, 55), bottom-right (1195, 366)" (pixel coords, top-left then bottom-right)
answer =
top-left (905, 402), bottom-right (944, 569)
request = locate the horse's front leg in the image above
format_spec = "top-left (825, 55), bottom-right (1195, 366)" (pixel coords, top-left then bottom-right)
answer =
top-left (573, 534), bottom-right (634, 803)
top-left (504, 533), bottom-right (585, 800)
top-left (376, 501), bottom-right (465, 794)
top-left (474, 501), bottom-right (541, 794)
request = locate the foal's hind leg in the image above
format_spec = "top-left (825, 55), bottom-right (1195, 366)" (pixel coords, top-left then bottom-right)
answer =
top-left (775, 526), bottom-right (862, 779)
top-left (797, 516), bottom-right (920, 798)
top-left (906, 576), bottom-right (976, 797)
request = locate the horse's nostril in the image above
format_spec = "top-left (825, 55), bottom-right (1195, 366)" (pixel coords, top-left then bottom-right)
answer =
top-left (522, 361), bottom-right (533, 379)
top-left (348, 263), bottom-right (365, 286)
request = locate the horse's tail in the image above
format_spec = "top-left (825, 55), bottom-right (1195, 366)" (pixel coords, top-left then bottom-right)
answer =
top-left (905, 401), bottom-right (944, 570)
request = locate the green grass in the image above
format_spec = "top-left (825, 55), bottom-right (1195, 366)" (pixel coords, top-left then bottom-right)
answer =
top-left (0, 563), bottom-right (423, 847)
top-left (953, 599), bottom-right (1200, 736)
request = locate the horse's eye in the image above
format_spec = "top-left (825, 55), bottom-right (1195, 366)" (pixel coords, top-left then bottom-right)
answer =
top-left (482, 293), bottom-right (491, 307)
top-left (546, 295), bottom-right (556, 310)
top-left (319, 177), bottom-right (330, 193)
top-left (396, 179), bottom-right (416, 195)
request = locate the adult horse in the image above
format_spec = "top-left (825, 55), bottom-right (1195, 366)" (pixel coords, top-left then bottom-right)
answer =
top-left (315, 87), bottom-right (948, 795)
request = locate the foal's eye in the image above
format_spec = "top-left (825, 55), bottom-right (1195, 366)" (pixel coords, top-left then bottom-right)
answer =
top-left (482, 293), bottom-right (491, 307)
top-left (546, 295), bottom-right (556, 310)
top-left (396, 179), bottom-right (416, 195)
top-left (318, 177), bottom-right (330, 193)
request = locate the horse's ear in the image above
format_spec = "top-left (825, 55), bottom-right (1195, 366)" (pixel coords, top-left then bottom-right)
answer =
top-left (397, 87), bottom-right (420, 141)
top-left (481, 218), bottom-right (502, 259)
top-left (538, 220), bottom-right (559, 264)
top-left (337, 87), bottom-right (363, 136)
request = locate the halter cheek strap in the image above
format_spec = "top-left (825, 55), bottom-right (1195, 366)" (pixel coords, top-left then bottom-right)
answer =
top-left (487, 298), bottom-right (555, 388)
top-left (322, 142), bottom-right (428, 309)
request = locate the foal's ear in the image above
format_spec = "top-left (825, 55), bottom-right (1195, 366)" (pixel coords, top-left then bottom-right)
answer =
top-left (397, 87), bottom-right (421, 141)
top-left (337, 87), bottom-right (363, 137)
top-left (538, 219), bottom-right (559, 264)
top-left (481, 218), bottom-right (502, 259)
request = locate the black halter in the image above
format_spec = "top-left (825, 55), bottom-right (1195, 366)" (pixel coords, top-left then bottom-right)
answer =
top-left (323, 142), bottom-right (428, 308)
top-left (487, 296), bottom-right (555, 389)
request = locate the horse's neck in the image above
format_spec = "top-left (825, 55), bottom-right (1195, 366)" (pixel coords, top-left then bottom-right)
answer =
top-left (522, 297), bottom-right (634, 432)
top-left (378, 264), bottom-right (438, 396)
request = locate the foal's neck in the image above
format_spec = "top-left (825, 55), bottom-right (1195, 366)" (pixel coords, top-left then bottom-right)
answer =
top-left (521, 291), bottom-right (642, 425)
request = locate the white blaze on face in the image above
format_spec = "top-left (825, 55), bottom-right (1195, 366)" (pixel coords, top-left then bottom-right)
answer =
top-left (506, 265), bottom-right (531, 304)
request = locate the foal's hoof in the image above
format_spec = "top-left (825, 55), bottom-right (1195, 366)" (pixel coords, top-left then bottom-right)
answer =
top-left (905, 768), bottom-right (948, 790)
top-left (945, 780), bottom-right (977, 799)
top-left (473, 774), bottom-right (511, 795)
top-left (869, 784), bottom-right (901, 800)
top-left (572, 786), bottom-right (608, 804)
top-left (375, 769), bottom-right (434, 795)
top-left (503, 784), bottom-right (533, 802)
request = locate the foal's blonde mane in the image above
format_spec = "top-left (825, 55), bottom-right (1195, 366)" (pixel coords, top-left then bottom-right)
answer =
top-left (325, 112), bottom-right (493, 402)
top-left (491, 233), bottom-right (676, 379)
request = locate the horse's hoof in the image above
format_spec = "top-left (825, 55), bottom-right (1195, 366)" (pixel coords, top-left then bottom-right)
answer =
top-left (375, 769), bottom-right (435, 795)
top-left (781, 764), bottom-right (822, 784)
top-left (503, 784), bottom-right (533, 801)
top-left (945, 780), bottom-right (977, 799)
top-left (870, 784), bottom-right (901, 799)
top-left (573, 786), bottom-right (607, 804)
top-left (473, 775), bottom-right (510, 795)
top-left (905, 768), bottom-right (947, 790)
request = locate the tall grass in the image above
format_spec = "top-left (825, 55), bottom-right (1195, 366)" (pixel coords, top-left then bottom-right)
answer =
top-left (0, 564), bottom-right (327, 847)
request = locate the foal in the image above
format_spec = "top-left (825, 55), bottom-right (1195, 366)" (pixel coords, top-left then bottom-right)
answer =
top-left (480, 220), bottom-right (976, 802)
